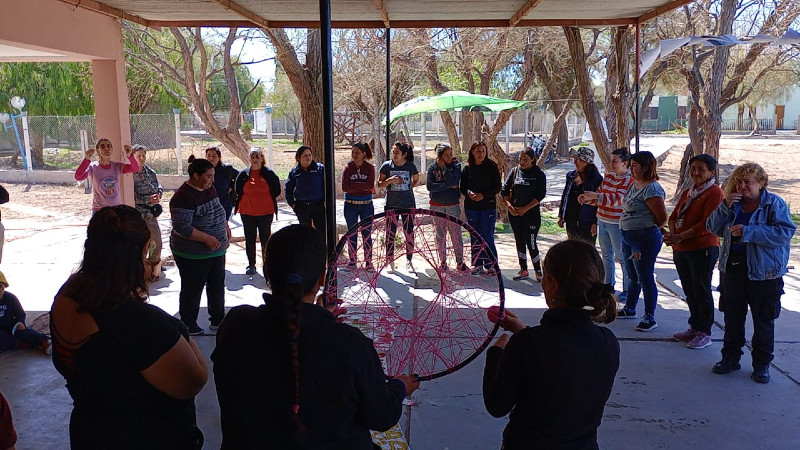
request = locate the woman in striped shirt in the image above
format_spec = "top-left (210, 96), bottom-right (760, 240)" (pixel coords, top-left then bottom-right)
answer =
top-left (578, 147), bottom-right (634, 301)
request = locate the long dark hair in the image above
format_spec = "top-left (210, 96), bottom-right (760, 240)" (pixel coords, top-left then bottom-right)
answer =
top-left (543, 240), bottom-right (617, 323)
top-left (353, 142), bottom-right (374, 160)
top-left (393, 141), bottom-right (413, 164)
top-left (62, 205), bottom-right (150, 312)
top-left (266, 224), bottom-right (327, 431)
top-left (467, 141), bottom-right (488, 166)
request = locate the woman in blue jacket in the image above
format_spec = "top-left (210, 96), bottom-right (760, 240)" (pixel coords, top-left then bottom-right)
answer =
top-left (706, 163), bottom-right (795, 383)
top-left (558, 147), bottom-right (603, 244)
top-left (427, 143), bottom-right (466, 271)
top-left (285, 146), bottom-right (326, 242)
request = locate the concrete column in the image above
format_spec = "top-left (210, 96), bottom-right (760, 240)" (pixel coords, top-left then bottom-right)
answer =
top-left (92, 50), bottom-right (133, 205)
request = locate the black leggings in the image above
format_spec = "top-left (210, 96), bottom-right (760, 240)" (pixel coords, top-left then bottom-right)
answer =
top-left (509, 209), bottom-right (541, 272)
top-left (241, 213), bottom-right (273, 269)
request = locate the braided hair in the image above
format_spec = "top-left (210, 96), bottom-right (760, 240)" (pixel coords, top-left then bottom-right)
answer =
top-left (542, 240), bottom-right (617, 323)
top-left (265, 224), bottom-right (327, 432)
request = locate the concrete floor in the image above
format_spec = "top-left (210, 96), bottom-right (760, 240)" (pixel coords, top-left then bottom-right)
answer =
top-left (2, 137), bottom-right (799, 449)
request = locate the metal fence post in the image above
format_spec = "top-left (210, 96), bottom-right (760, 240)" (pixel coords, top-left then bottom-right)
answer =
top-left (265, 105), bottom-right (274, 168)
top-left (173, 108), bottom-right (182, 174)
top-left (20, 112), bottom-right (33, 171)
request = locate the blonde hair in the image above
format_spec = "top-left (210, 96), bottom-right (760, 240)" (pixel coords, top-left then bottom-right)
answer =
top-left (724, 163), bottom-right (768, 195)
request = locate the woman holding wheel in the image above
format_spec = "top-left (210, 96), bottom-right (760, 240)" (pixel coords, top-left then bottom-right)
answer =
top-left (483, 239), bottom-right (619, 450)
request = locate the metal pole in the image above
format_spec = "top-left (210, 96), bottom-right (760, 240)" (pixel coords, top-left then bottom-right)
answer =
top-left (320, 0), bottom-right (337, 255)
top-left (265, 106), bottom-right (274, 168)
top-left (420, 114), bottom-right (428, 175)
top-left (20, 112), bottom-right (33, 171)
top-left (385, 28), bottom-right (391, 160)
top-left (173, 108), bottom-right (182, 174)
top-left (635, 22), bottom-right (641, 153)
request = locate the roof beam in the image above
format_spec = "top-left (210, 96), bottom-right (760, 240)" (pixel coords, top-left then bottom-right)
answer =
top-left (148, 17), bottom-right (638, 29)
top-left (58, 0), bottom-right (150, 27)
top-left (637, 0), bottom-right (694, 23)
top-left (372, 0), bottom-right (391, 28)
top-left (207, 0), bottom-right (270, 28)
top-left (509, 0), bottom-right (544, 27)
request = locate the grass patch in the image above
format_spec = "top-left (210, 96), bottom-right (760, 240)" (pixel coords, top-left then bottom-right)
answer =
top-left (791, 213), bottom-right (800, 225)
top-left (494, 211), bottom-right (562, 235)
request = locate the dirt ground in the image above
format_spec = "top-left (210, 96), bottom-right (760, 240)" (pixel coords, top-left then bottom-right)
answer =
top-left (2, 136), bottom-right (799, 239)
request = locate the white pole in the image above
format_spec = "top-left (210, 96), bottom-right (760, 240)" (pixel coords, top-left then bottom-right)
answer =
top-left (505, 116), bottom-right (511, 154)
top-left (20, 112), bottom-right (33, 171)
top-left (524, 106), bottom-right (529, 148)
top-left (173, 109), bottom-right (182, 174)
top-left (80, 129), bottom-right (91, 193)
top-left (420, 113), bottom-right (427, 175)
top-left (266, 105), bottom-right (274, 167)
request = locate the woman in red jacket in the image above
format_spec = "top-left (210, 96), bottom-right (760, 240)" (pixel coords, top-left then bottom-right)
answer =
top-left (664, 154), bottom-right (724, 349)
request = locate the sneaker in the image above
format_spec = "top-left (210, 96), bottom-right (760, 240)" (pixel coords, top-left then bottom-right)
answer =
top-left (439, 262), bottom-right (449, 271)
top-left (471, 266), bottom-right (485, 276)
top-left (534, 270), bottom-right (543, 283)
top-left (406, 260), bottom-right (415, 272)
top-left (751, 366), bottom-right (770, 384)
top-left (187, 324), bottom-right (205, 336)
top-left (635, 315), bottom-right (658, 331)
top-left (673, 327), bottom-right (697, 342)
top-left (346, 261), bottom-right (358, 270)
top-left (364, 262), bottom-right (375, 272)
top-left (617, 307), bottom-right (637, 319)
top-left (711, 359), bottom-right (741, 374)
top-left (209, 323), bottom-right (221, 331)
top-left (512, 270), bottom-right (529, 281)
top-left (485, 267), bottom-right (499, 276)
top-left (42, 339), bottom-right (52, 355)
top-left (245, 266), bottom-right (256, 276)
top-left (686, 332), bottom-right (712, 349)
top-left (457, 262), bottom-right (469, 272)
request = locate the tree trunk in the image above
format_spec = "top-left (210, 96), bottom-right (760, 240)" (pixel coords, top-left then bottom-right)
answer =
top-left (700, 0), bottom-right (736, 162)
top-left (262, 28), bottom-right (324, 162)
top-left (490, 139), bottom-right (509, 222)
top-left (671, 143), bottom-right (696, 203)
top-left (440, 111), bottom-right (461, 155)
top-left (540, 83), bottom-right (578, 169)
top-left (564, 27), bottom-right (610, 163)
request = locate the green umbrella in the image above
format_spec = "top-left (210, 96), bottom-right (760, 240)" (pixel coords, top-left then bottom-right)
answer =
top-left (385, 90), bottom-right (527, 124)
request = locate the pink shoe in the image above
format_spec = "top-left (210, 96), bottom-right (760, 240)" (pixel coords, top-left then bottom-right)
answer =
top-left (687, 332), bottom-right (712, 349)
top-left (672, 327), bottom-right (697, 342)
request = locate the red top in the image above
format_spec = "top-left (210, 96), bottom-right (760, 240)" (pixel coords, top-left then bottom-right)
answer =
top-left (0, 391), bottom-right (17, 450)
top-left (238, 173), bottom-right (275, 216)
top-left (669, 184), bottom-right (724, 252)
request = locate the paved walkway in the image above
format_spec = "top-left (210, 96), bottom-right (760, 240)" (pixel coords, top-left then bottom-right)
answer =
top-left (1, 135), bottom-right (799, 449)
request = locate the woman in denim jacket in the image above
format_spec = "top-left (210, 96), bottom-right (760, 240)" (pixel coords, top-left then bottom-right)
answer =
top-left (706, 163), bottom-right (795, 383)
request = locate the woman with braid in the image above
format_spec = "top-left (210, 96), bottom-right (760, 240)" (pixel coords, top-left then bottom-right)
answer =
top-left (212, 224), bottom-right (419, 449)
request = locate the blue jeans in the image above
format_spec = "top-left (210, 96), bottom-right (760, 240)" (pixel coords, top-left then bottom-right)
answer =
top-left (465, 209), bottom-right (497, 269)
top-left (621, 226), bottom-right (662, 316)
top-left (597, 220), bottom-right (628, 302)
top-left (343, 201), bottom-right (374, 263)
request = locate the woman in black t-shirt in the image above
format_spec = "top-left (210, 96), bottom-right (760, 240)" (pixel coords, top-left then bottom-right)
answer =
top-left (50, 205), bottom-right (208, 449)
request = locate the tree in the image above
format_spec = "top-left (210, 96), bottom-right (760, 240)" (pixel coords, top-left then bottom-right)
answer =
top-left (266, 62), bottom-right (302, 142)
top-left (260, 28), bottom-right (325, 162)
top-left (124, 25), bottom-right (261, 164)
